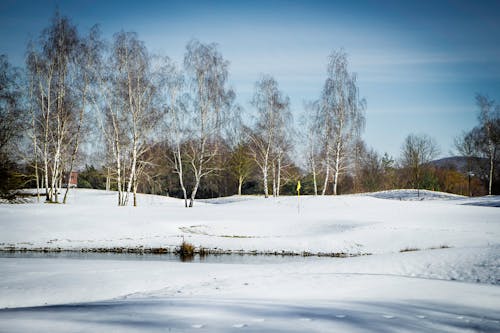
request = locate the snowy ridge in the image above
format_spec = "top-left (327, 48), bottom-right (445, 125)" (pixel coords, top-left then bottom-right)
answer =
top-left (367, 189), bottom-right (465, 201)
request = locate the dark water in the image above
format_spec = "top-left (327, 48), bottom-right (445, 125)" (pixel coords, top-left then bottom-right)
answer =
top-left (0, 251), bottom-right (335, 264)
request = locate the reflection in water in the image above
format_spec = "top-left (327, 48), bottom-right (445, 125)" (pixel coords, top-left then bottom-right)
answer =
top-left (0, 251), bottom-right (339, 265)
top-left (180, 253), bottom-right (194, 262)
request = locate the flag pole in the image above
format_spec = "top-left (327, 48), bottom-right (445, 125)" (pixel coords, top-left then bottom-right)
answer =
top-left (296, 180), bottom-right (301, 215)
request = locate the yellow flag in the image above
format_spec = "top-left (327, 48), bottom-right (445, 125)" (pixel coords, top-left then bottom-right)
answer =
top-left (296, 180), bottom-right (301, 193)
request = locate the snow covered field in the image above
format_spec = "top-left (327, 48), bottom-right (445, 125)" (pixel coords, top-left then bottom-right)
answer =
top-left (2, 189), bottom-right (499, 255)
top-left (1, 189), bottom-right (499, 332)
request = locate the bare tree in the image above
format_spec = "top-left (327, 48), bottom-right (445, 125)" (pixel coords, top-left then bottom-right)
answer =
top-left (303, 101), bottom-right (321, 195)
top-left (225, 106), bottom-right (253, 196)
top-left (116, 32), bottom-right (163, 206)
top-left (249, 75), bottom-right (290, 198)
top-left (25, 56), bottom-right (41, 201)
top-left (91, 31), bottom-right (161, 206)
top-left (0, 55), bottom-right (24, 153)
top-left (183, 39), bottom-right (233, 207)
top-left (317, 50), bottom-right (365, 195)
top-left (160, 57), bottom-right (189, 207)
top-left (475, 94), bottom-right (500, 195)
top-left (62, 26), bottom-right (101, 203)
top-left (26, 12), bottom-right (80, 203)
top-left (89, 36), bottom-right (127, 205)
top-left (271, 121), bottom-right (293, 197)
top-left (455, 131), bottom-right (476, 171)
top-left (0, 55), bottom-right (26, 196)
top-left (357, 145), bottom-right (385, 192)
top-left (400, 133), bottom-right (439, 196)
top-left (381, 153), bottom-right (397, 190)
top-left (228, 142), bottom-right (254, 195)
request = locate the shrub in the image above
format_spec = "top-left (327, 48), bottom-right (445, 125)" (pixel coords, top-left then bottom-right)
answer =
top-left (399, 247), bottom-right (420, 252)
top-left (179, 240), bottom-right (195, 258)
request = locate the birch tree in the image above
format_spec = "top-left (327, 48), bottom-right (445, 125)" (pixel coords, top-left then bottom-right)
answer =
top-left (62, 26), bottom-right (100, 203)
top-left (271, 119), bottom-right (293, 197)
top-left (249, 75), bottom-right (290, 198)
top-left (26, 56), bottom-right (41, 201)
top-left (160, 58), bottom-right (189, 207)
top-left (90, 35), bottom-right (127, 205)
top-left (318, 50), bottom-right (365, 195)
top-left (26, 12), bottom-right (80, 203)
top-left (92, 31), bottom-right (161, 206)
top-left (475, 94), bottom-right (500, 195)
top-left (184, 40), bottom-right (233, 207)
top-left (303, 101), bottom-right (321, 195)
top-left (115, 32), bottom-right (162, 206)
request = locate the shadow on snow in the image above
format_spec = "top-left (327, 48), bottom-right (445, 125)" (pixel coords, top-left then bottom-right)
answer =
top-left (1, 298), bottom-right (499, 332)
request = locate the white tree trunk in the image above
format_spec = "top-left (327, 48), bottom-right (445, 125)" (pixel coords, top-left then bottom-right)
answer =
top-left (188, 161), bottom-right (202, 207)
top-left (263, 158), bottom-right (269, 198)
top-left (276, 156), bottom-right (281, 197)
top-left (63, 85), bottom-right (86, 204)
top-left (488, 143), bottom-right (495, 195)
top-left (106, 167), bottom-right (110, 191)
top-left (43, 92), bottom-right (50, 202)
top-left (311, 157), bottom-right (318, 196)
top-left (174, 148), bottom-right (188, 207)
top-left (332, 139), bottom-right (342, 196)
top-left (321, 148), bottom-right (330, 196)
top-left (238, 175), bottom-right (243, 196)
top-left (272, 161), bottom-right (277, 197)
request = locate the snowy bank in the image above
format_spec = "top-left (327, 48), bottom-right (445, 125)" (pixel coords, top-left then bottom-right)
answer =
top-left (1, 189), bottom-right (499, 255)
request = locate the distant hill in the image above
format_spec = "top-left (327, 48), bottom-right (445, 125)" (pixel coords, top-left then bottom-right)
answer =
top-left (430, 156), bottom-right (468, 171)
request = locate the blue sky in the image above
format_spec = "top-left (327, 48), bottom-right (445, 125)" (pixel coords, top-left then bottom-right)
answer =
top-left (1, 0), bottom-right (499, 159)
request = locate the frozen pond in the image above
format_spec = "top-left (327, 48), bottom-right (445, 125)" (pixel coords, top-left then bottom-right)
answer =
top-left (0, 251), bottom-right (339, 264)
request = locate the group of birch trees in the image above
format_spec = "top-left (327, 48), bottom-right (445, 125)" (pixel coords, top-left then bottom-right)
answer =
top-left (3, 13), bottom-right (370, 205)
top-left (26, 13), bottom-right (88, 203)
top-left (304, 50), bottom-right (366, 196)
top-left (22, 13), bottom-right (238, 207)
top-left (249, 75), bottom-right (292, 198)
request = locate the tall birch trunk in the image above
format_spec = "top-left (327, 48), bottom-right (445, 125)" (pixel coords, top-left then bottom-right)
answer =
top-left (29, 78), bottom-right (41, 202)
top-left (43, 81), bottom-right (51, 202)
top-left (262, 153), bottom-right (269, 198)
top-left (276, 156), bottom-right (281, 197)
top-left (189, 139), bottom-right (205, 207)
top-left (332, 138), bottom-right (342, 196)
top-left (174, 148), bottom-right (188, 207)
top-left (63, 87), bottom-right (86, 204)
top-left (488, 143), bottom-right (495, 195)
top-left (321, 147), bottom-right (330, 196)
top-left (311, 158), bottom-right (318, 196)
top-left (106, 167), bottom-right (110, 191)
top-left (238, 176), bottom-right (243, 196)
top-left (272, 161), bottom-right (277, 197)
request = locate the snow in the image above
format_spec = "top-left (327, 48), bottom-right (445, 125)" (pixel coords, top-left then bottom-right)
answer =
top-left (0, 189), bottom-right (499, 332)
top-left (2, 189), bottom-right (499, 255)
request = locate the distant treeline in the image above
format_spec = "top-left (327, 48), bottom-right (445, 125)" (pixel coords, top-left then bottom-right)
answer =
top-left (73, 153), bottom-right (493, 198)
